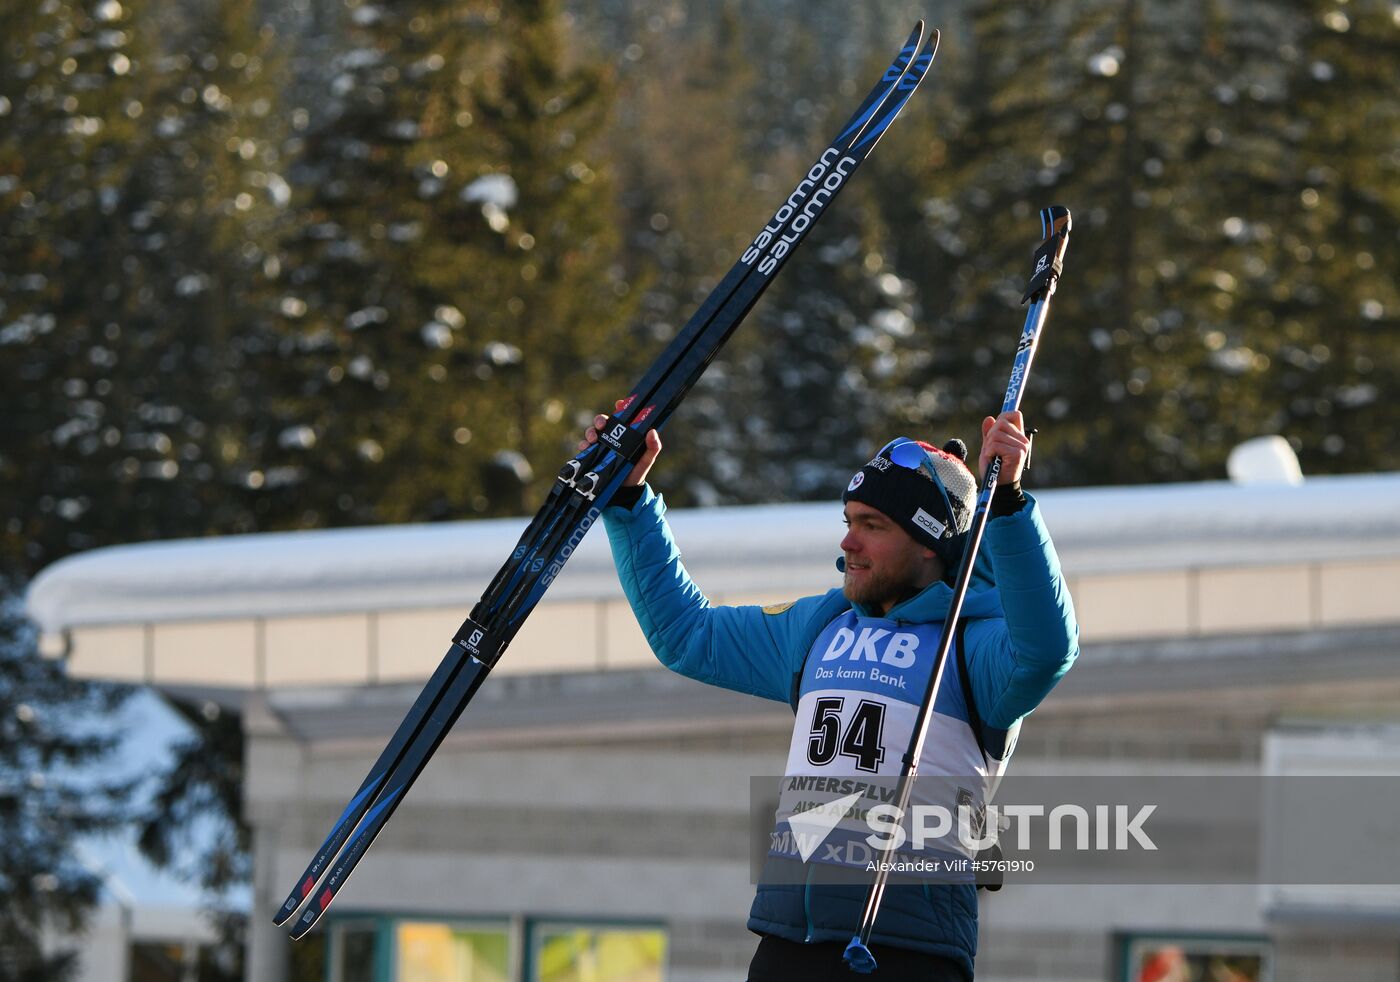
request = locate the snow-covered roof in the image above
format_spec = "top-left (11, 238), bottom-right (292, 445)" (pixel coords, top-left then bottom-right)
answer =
top-left (26, 473), bottom-right (1400, 634)
top-left (23, 473), bottom-right (1400, 691)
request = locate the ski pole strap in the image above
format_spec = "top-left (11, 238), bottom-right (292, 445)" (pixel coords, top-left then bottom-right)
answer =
top-left (951, 617), bottom-right (1004, 891)
top-left (1020, 227), bottom-right (1068, 304)
top-left (596, 415), bottom-right (649, 461)
top-left (452, 617), bottom-right (506, 668)
top-left (952, 617), bottom-right (985, 759)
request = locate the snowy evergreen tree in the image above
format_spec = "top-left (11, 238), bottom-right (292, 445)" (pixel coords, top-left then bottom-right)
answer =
top-left (0, 0), bottom-right (290, 560)
top-left (718, 28), bottom-right (960, 500)
top-left (135, 697), bottom-right (248, 981)
top-left (880, 0), bottom-right (1398, 485)
top-left (261, 0), bottom-right (635, 523)
top-left (0, 0), bottom-right (285, 968)
top-left (601, 8), bottom-right (942, 503)
top-left (0, 2), bottom-right (147, 969)
top-left (1260, 0), bottom-right (1399, 471)
top-left (1, 0), bottom-right (155, 568)
top-left (0, 594), bottom-right (129, 979)
top-left (600, 4), bottom-right (768, 503)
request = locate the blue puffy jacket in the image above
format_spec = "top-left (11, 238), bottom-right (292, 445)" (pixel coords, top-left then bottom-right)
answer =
top-left (604, 486), bottom-right (1078, 978)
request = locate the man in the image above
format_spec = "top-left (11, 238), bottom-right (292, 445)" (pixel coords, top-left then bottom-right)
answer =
top-left (584, 408), bottom-right (1078, 980)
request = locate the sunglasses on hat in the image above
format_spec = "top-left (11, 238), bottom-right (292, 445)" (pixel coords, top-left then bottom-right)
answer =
top-left (876, 437), bottom-right (960, 540)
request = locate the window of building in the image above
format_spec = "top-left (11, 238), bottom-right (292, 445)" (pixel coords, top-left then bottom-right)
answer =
top-left (395, 920), bottom-right (513, 982)
top-left (129, 941), bottom-right (240, 982)
top-left (130, 942), bottom-right (189, 982)
top-left (1119, 933), bottom-right (1271, 982)
top-left (330, 921), bottom-right (380, 982)
top-left (528, 923), bottom-right (667, 982)
top-left (324, 916), bottom-right (665, 982)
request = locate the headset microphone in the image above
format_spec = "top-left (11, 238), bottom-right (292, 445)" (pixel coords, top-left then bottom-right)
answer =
top-left (835, 557), bottom-right (846, 573)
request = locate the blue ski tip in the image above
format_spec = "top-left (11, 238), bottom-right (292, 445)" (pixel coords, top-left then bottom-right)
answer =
top-left (844, 937), bottom-right (878, 974)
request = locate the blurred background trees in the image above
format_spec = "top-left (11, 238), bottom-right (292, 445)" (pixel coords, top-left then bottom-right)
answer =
top-left (1, 0), bottom-right (1395, 972)
top-left (904, 0), bottom-right (1398, 486)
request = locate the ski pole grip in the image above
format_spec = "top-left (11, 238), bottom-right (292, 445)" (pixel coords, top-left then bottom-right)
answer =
top-left (1020, 205), bottom-right (1071, 304)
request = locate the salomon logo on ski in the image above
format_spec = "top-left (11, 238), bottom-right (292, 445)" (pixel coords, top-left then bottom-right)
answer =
top-left (541, 507), bottom-right (602, 588)
top-left (742, 148), bottom-right (851, 267)
top-left (757, 156), bottom-right (858, 276)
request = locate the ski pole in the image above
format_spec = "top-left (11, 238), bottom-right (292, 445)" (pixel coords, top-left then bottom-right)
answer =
top-left (843, 204), bottom-right (1072, 974)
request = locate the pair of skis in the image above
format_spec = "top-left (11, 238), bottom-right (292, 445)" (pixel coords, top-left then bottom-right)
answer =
top-left (275, 22), bottom-right (942, 940)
